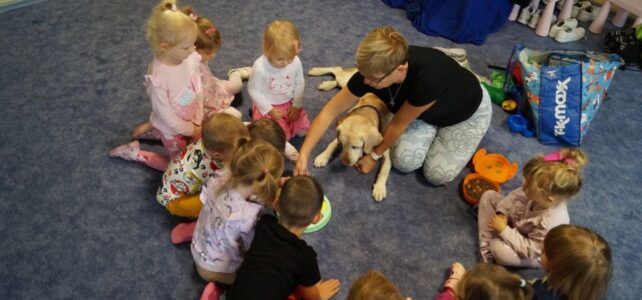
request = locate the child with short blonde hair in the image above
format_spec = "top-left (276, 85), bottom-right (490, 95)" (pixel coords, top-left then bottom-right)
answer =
top-left (110, 0), bottom-right (202, 171)
top-left (191, 140), bottom-right (284, 285)
top-left (131, 7), bottom-right (245, 140)
top-left (478, 148), bottom-right (588, 267)
top-left (248, 19), bottom-right (310, 140)
top-left (347, 270), bottom-right (409, 300)
top-left (435, 263), bottom-right (533, 300)
top-left (226, 176), bottom-right (340, 300)
top-left (533, 224), bottom-right (612, 300)
top-left (157, 113), bottom-right (249, 218)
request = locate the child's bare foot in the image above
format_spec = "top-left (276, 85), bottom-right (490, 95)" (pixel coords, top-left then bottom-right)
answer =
top-left (131, 122), bottom-right (158, 140)
top-left (443, 262), bottom-right (465, 291)
top-left (317, 279), bottom-right (340, 300)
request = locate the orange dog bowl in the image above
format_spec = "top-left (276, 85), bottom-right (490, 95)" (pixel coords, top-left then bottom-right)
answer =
top-left (472, 148), bottom-right (518, 184)
top-left (461, 149), bottom-right (518, 205)
top-left (462, 173), bottom-right (500, 205)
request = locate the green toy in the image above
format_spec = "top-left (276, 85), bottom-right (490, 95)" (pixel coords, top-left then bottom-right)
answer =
top-left (481, 82), bottom-right (506, 105)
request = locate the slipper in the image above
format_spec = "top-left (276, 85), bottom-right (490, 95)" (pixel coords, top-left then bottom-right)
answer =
top-left (443, 262), bottom-right (466, 291)
top-left (227, 67), bottom-right (252, 80)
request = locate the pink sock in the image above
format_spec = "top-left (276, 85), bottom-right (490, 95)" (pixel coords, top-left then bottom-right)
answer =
top-left (200, 282), bottom-right (222, 300)
top-left (137, 150), bottom-right (169, 171)
top-left (171, 222), bottom-right (197, 244)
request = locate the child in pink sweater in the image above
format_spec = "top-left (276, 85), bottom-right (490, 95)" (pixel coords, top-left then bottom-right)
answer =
top-left (110, 0), bottom-right (203, 171)
top-left (478, 148), bottom-right (588, 268)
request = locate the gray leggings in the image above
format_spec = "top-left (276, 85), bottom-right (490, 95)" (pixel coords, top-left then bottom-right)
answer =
top-left (391, 85), bottom-right (492, 185)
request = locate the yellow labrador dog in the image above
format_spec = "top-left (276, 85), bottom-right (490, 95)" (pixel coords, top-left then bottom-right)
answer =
top-left (313, 93), bottom-right (392, 202)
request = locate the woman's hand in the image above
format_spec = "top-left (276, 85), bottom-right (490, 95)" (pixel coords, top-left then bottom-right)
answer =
top-left (294, 155), bottom-right (309, 176)
top-left (287, 106), bottom-right (301, 122)
top-left (489, 213), bottom-right (508, 233)
top-left (355, 154), bottom-right (377, 174)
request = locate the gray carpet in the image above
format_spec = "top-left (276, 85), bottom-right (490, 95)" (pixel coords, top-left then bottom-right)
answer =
top-left (1, 0), bottom-right (640, 299)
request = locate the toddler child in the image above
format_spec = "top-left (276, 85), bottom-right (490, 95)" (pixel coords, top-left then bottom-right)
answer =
top-left (435, 263), bottom-right (533, 300)
top-left (478, 148), bottom-right (587, 267)
top-left (157, 112), bottom-right (249, 218)
top-left (110, 0), bottom-right (202, 171)
top-left (224, 175), bottom-right (340, 300)
top-left (169, 118), bottom-right (297, 243)
top-left (191, 140), bottom-right (284, 285)
top-left (131, 7), bottom-right (247, 140)
top-left (533, 224), bottom-right (612, 300)
top-left (248, 118), bottom-right (299, 162)
top-left (248, 19), bottom-right (310, 140)
top-left (347, 270), bottom-right (410, 300)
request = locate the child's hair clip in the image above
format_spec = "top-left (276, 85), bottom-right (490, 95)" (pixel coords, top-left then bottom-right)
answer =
top-left (205, 27), bottom-right (217, 36)
top-left (519, 278), bottom-right (526, 288)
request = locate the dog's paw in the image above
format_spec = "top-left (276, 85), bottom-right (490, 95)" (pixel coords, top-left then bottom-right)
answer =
top-left (308, 67), bottom-right (328, 76)
top-left (313, 154), bottom-right (330, 168)
top-left (318, 81), bottom-right (338, 91)
top-left (372, 184), bottom-right (387, 202)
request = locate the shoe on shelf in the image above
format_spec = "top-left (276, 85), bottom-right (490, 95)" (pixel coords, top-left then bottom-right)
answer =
top-left (529, 12), bottom-right (557, 30)
top-left (549, 18), bottom-right (578, 38)
top-left (577, 5), bottom-right (598, 22)
top-left (528, 10), bottom-right (541, 29)
top-left (555, 26), bottom-right (586, 43)
top-left (572, 1), bottom-right (591, 18)
top-left (518, 6), bottom-right (536, 25)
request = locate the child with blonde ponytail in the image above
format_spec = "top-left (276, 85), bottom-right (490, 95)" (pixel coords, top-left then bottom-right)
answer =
top-left (191, 140), bottom-right (284, 284)
top-left (478, 148), bottom-right (588, 268)
top-left (110, 0), bottom-right (202, 170)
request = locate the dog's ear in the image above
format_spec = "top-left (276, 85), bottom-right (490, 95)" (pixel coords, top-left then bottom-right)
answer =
top-left (363, 127), bottom-right (383, 154)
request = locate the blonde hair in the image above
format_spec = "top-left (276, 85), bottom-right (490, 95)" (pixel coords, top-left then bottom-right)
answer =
top-left (202, 113), bottom-right (250, 155)
top-left (145, 0), bottom-right (197, 56)
top-left (356, 26), bottom-right (408, 78)
top-left (277, 175), bottom-right (323, 228)
top-left (248, 119), bottom-right (286, 153)
top-left (523, 148), bottom-right (588, 206)
top-left (347, 271), bottom-right (405, 300)
top-left (457, 264), bottom-right (533, 300)
top-left (263, 19), bottom-right (300, 60)
top-left (543, 225), bottom-right (612, 300)
top-left (225, 141), bottom-right (284, 207)
top-left (183, 6), bottom-right (221, 54)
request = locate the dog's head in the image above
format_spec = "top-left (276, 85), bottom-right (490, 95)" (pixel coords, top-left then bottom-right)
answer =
top-left (336, 116), bottom-right (382, 166)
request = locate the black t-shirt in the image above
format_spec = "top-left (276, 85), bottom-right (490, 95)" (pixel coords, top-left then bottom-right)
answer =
top-left (226, 215), bottom-right (321, 300)
top-left (532, 279), bottom-right (567, 300)
top-left (347, 45), bottom-right (482, 127)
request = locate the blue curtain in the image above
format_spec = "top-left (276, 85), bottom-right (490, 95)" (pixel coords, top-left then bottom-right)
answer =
top-left (383, 0), bottom-right (512, 45)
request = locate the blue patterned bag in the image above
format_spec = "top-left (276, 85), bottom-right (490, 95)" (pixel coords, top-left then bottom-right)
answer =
top-left (509, 46), bottom-right (623, 146)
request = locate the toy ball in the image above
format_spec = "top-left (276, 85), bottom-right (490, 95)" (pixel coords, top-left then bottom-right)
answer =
top-left (501, 99), bottom-right (518, 114)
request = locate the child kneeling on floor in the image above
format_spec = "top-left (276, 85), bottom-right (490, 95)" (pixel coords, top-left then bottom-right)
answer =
top-left (223, 175), bottom-right (340, 300)
top-left (157, 112), bottom-right (249, 218)
top-left (191, 140), bottom-right (284, 285)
